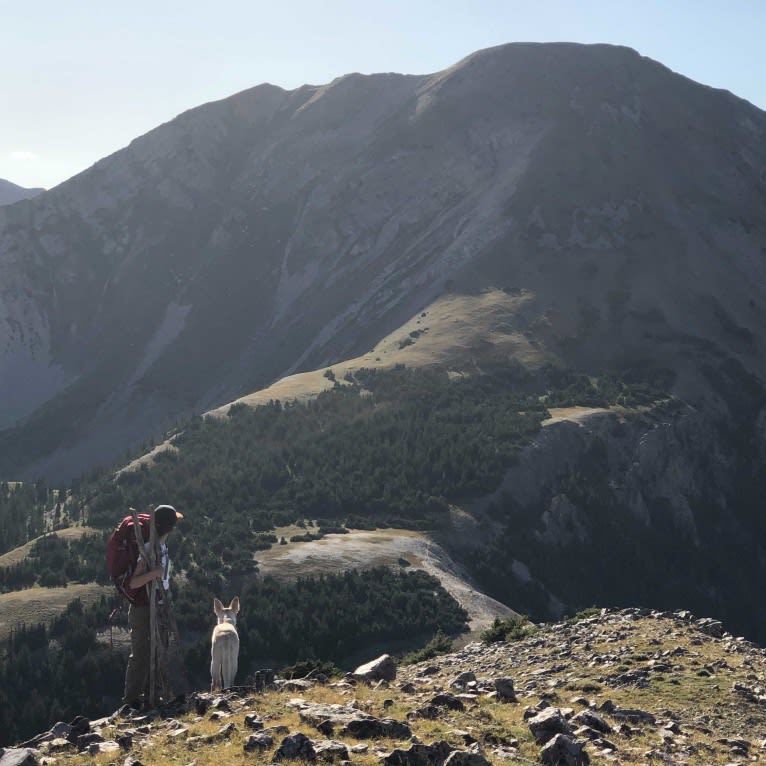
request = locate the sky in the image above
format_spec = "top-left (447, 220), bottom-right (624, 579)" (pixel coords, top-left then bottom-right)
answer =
top-left (2, 0), bottom-right (765, 190)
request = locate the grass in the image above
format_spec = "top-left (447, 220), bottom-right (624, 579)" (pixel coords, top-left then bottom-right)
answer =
top-left (0, 526), bottom-right (100, 569)
top-left (0, 583), bottom-right (112, 641)
top-left (20, 610), bottom-right (766, 766)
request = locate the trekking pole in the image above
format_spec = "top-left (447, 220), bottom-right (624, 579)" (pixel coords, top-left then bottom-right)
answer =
top-left (129, 506), bottom-right (161, 707)
top-left (148, 506), bottom-right (159, 707)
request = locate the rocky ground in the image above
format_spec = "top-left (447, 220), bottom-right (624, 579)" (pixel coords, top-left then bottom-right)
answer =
top-left (4, 608), bottom-right (766, 766)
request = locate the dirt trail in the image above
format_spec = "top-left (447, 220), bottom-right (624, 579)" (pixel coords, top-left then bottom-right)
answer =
top-left (256, 528), bottom-right (517, 635)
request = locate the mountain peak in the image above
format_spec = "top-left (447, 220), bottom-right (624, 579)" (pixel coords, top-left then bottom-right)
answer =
top-left (0, 178), bottom-right (44, 206)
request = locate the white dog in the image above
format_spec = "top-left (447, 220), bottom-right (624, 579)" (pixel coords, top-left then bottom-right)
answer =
top-left (210, 596), bottom-right (240, 691)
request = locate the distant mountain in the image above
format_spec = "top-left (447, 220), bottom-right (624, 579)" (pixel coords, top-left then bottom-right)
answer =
top-left (0, 178), bottom-right (44, 206)
top-left (0, 42), bottom-right (765, 482)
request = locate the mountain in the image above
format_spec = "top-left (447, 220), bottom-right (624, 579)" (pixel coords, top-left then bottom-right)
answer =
top-left (0, 178), bottom-right (44, 206)
top-left (1, 41), bottom-right (765, 481)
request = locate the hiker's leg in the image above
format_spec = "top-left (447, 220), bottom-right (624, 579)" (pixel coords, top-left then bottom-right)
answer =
top-left (123, 604), bottom-right (150, 704)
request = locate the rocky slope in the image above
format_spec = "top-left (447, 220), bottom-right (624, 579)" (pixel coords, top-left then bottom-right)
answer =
top-left (6, 609), bottom-right (766, 765)
top-left (1, 42), bottom-right (765, 480)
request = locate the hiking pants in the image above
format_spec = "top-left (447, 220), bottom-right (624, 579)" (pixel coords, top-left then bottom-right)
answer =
top-left (123, 604), bottom-right (150, 704)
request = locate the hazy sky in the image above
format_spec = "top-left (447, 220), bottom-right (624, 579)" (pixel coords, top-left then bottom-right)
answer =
top-left (2, 0), bottom-right (764, 190)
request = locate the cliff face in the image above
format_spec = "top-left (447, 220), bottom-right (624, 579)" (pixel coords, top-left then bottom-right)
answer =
top-left (1, 43), bottom-right (766, 480)
top-left (463, 393), bottom-right (766, 639)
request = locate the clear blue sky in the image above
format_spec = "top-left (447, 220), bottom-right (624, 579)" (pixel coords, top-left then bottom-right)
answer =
top-left (2, 0), bottom-right (764, 190)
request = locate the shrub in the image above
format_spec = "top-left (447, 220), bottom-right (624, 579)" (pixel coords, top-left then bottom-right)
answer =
top-left (481, 615), bottom-right (535, 644)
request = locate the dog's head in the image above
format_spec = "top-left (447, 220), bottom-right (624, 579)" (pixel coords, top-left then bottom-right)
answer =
top-left (213, 596), bottom-right (240, 626)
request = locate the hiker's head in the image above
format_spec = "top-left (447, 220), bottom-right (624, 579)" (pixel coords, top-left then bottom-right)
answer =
top-left (155, 504), bottom-right (183, 537)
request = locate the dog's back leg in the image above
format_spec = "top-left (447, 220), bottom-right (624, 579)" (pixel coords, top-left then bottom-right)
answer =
top-left (222, 634), bottom-right (240, 689)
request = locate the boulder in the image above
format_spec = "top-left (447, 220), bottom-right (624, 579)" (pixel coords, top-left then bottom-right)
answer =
top-left (407, 705), bottom-right (440, 721)
top-left (382, 740), bottom-right (454, 766)
top-left (314, 740), bottom-right (350, 762)
top-left (87, 742), bottom-right (121, 756)
top-left (696, 618), bottom-right (723, 638)
top-left (67, 716), bottom-right (90, 744)
top-left (275, 733), bottom-right (317, 761)
top-left (449, 672), bottom-right (477, 691)
top-left (243, 733), bottom-right (274, 752)
top-left (493, 678), bottom-right (517, 702)
top-left (430, 694), bottom-right (465, 711)
top-left (540, 734), bottom-right (589, 766)
top-left (76, 733), bottom-right (104, 751)
top-left (244, 714), bottom-right (265, 730)
top-left (528, 708), bottom-right (573, 745)
top-left (442, 752), bottom-right (492, 766)
top-left (571, 710), bottom-right (611, 734)
top-left (0, 749), bottom-right (38, 766)
top-left (353, 655), bottom-right (397, 682)
top-left (344, 717), bottom-right (411, 739)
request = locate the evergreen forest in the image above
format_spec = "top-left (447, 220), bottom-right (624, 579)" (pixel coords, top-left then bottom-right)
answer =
top-left (0, 362), bottom-right (670, 746)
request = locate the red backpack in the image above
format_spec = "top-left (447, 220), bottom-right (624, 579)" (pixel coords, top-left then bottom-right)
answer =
top-left (106, 513), bottom-right (151, 603)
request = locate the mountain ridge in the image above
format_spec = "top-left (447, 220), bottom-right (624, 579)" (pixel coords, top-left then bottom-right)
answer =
top-left (5, 607), bottom-right (766, 764)
top-left (0, 178), bottom-right (44, 206)
top-left (2, 41), bottom-right (765, 480)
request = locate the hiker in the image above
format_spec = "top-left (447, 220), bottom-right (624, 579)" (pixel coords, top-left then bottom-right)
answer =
top-left (122, 503), bottom-right (183, 708)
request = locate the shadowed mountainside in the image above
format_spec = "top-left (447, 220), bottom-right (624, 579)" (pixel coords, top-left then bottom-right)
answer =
top-left (0, 178), bottom-right (44, 206)
top-left (1, 42), bottom-right (765, 480)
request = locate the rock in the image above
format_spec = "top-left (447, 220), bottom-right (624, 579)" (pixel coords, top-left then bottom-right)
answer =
top-left (0, 749), bottom-right (39, 766)
top-left (205, 722), bottom-right (237, 742)
top-left (76, 732), bottom-right (104, 751)
top-left (450, 731), bottom-right (477, 746)
top-left (528, 708), bottom-right (574, 745)
top-left (243, 733), bottom-right (274, 752)
top-left (420, 666), bottom-right (441, 676)
top-left (49, 723), bottom-right (72, 742)
top-left (442, 752), bottom-right (492, 766)
top-left (275, 732), bottom-right (317, 761)
top-left (450, 672), bottom-right (477, 691)
top-left (314, 740), bottom-right (350, 762)
top-left (408, 705), bottom-right (440, 720)
top-left (353, 655), bottom-right (397, 683)
top-left (539, 734), bottom-right (589, 766)
top-left (192, 693), bottom-right (212, 714)
top-left (382, 740), bottom-right (453, 766)
top-left (599, 700), bottom-right (655, 724)
top-left (571, 710), bottom-right (611, 734)
top-left (244, 713), bottom-right (265, 729)
top-left (88, 741), bottom-right (121, 755)
top-left (430, 694), bottom-right (465, 711)
top-left (280, 679), bottom-right (316, 691)
top-left (493, 678), bottom-right (517, 702)
top-left (696, 618), bottom-right (723, 638)
top-left (344, 717), bottom-right (412, 740)
top-left (41, 738), bottom-right (75, 754)
top-left (212, 696), bottom-right (233, 711)
top-left (67, 716), bottom-right (90, 743)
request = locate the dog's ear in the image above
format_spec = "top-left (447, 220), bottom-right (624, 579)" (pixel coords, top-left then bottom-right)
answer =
top-left (229, 596), bottom-right (240, 614)
top-left (213, 597), bottom-right (224, 616)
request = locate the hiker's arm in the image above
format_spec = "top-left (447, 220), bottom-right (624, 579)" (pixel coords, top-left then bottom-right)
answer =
top-left (129, 561), bottom-right (164, 589)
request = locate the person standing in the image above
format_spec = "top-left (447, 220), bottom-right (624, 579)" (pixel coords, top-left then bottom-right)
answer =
top-left (122, 504), bottom-right (183, 709)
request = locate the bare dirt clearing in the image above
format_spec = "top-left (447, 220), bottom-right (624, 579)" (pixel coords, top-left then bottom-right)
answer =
top-left (256, 527), bottom-right (517, 637)
top-left (544, 406), bottom-right (612, 425)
